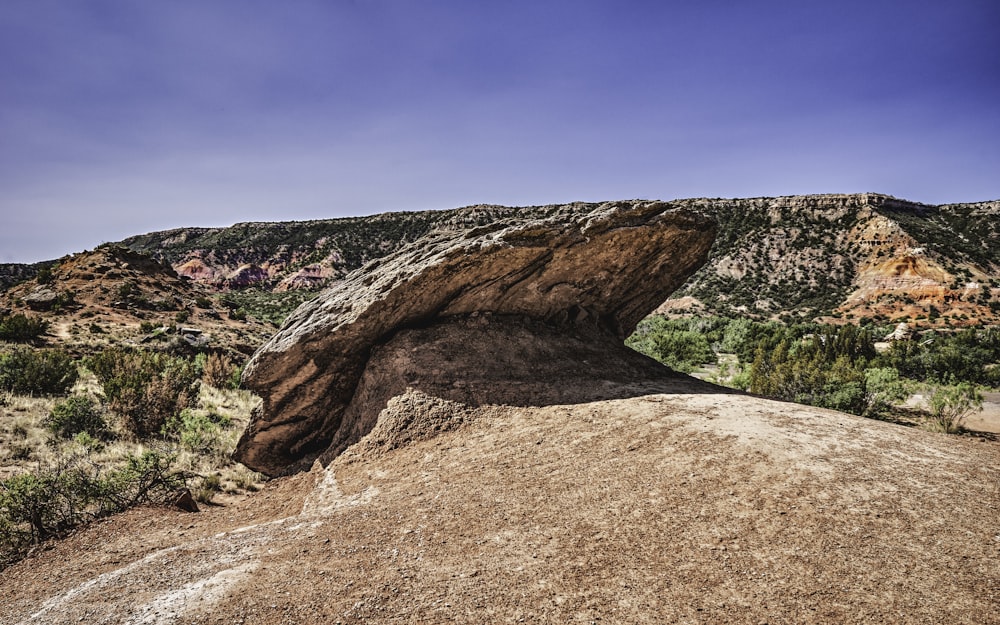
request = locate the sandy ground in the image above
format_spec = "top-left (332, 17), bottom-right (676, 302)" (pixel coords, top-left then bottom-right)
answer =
top-left (966, 392), bottom-right (1000, 434)
top-left (2, 385), bottom-right (999, 625)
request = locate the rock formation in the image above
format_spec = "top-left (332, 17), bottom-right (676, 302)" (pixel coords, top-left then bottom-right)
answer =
top-left (234, 200), bottom-right (717, 476)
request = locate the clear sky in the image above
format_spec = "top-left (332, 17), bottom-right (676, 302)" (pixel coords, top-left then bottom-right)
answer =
top-left (2, 0), bottom-right (998, 263)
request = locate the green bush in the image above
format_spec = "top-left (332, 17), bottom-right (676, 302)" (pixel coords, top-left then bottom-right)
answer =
top-left (926, 382), bottom-right (984, 433)
top-left (0, 347), bottom-right (78, 395)
top-left (45, 395), bottom-right (109, 439)
top-left (0, 450), bottom-right (185, 569)
top-left (626, 316), bottom-right (716, 372)
top-left (0, 313), bottom-right (49, 342)
top-left (88, 347), bottom-right (200, 438)
top-left (34, 265), bottom-right (54, 285)
top-left (164, 408), bottom-right (225, 453)
top-left (861, 367), bottom-right (909, 419)
top-left (193, 473), bottom-right (222, 504)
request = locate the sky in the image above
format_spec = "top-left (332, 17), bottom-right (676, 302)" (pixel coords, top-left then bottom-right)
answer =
top-left (1, 1), bottom-right (998, 263)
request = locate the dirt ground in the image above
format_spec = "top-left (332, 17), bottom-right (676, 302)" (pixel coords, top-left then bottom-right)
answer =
top-left (2, 381), bottom-right (998, 624)
top-left (965, 391), bottom-right (1000, 434)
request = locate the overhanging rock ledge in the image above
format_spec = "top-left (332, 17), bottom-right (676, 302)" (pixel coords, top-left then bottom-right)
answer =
top-left (234, 200), bottom-right (717, 476)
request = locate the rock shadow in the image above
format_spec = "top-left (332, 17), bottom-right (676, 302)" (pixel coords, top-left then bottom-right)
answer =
top-left (309, 314), bottom-right (739, 470)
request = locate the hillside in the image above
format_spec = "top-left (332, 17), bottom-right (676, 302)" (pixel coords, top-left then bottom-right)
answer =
top-left (119, 193), bottom-right (1000, 327)
top-left (0, 246), bottom-right (272, 356)
top-left (2, 194), bottom-right (997, 328)
top-left (659, 194), bottom-right (1000, 326)
top-left (119, 204), bottom-right (573, 291)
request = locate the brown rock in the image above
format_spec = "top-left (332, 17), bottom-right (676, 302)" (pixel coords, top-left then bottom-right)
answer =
top-left (224, 264), bottom-right (270, 289)
top-left (172, 489), bottom-right (199, 513)
top-left (234, 200), bottom-right (717, 476)
top-left (23, 286), bottom-right (60, 311)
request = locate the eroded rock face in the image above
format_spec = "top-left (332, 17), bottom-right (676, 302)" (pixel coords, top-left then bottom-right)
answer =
top-left (234, 200), bottom-right (716, 476)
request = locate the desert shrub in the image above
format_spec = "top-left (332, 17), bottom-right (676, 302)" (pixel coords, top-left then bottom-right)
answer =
top-left (0, 347), bottom-right (78, 395)
top-left (164, 408), bottom-right (227, 453)
top-left (860, 367), bottom-right (909, 419)
top-left (71, 431), bottom-right (104, 453)
top-left (194, 296), bottom-right (213, 309)
top-left (0, 313), bottom-right (49, 342)
top-left (0, 449), bottom-right (184, 569)
top-left (925, 382), bottom-right (984, 433)
top-left (202, 352), bottom-right (237, 389)
top-left (88, 347), bottom-right (200, 438)
top-left (96, 449), bottom-right (187, 511)
top-left (230, 467), bottom-right (262, 492)
top-left (193, 473), bottom-right (222, 504)
top-left (45, 395), bottom-right (109, 439)
top-left (34, 265), bottom-right (54, 285)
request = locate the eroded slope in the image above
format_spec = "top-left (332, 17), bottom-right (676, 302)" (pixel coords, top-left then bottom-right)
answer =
top-left (2, 377), bottom-right (997, 625)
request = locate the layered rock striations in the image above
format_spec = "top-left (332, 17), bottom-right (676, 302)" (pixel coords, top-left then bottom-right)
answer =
top-left (234, 200), bottom-right (717, 476)
top-left (662, 193), bottom-right (1000, 324)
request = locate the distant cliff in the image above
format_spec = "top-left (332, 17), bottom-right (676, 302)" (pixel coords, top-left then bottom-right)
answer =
top-left (120, 205), bottom-right (566, 291)
top-left (4, 194), bottom-right (998, 327)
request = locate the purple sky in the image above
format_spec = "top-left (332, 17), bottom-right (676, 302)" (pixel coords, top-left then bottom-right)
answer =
top-left (2, 1), bottom-right (998, 263)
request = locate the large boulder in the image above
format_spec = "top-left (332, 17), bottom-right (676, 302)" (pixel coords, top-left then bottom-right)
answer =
top-left (234, 200), bottom-right (717, 476)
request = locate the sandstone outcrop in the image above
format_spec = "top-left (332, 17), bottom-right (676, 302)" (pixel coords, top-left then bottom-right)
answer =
top-left (234, 200), bottom-right (717, 476)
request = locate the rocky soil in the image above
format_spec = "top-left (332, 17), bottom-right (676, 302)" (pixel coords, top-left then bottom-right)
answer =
top-left (2, 376), bottom-right (998, 624)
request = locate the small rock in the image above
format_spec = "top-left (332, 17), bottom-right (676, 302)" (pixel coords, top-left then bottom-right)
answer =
top-left (172, 489), bottom-right (200, 513)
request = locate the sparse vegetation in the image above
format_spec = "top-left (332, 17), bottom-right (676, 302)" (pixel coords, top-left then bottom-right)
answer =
top-left (0, 347), bottom-right (79, 395)
top-left (88, 347), bottom-right (201, 437)
top-left (0, 312), bottom-right (49, 342)
top-left (0, 449), bottom-right (185, 568)
top-left (219, 288), bottom-right (314, 325)
top-left (0, 368), bottom-right (263, 571)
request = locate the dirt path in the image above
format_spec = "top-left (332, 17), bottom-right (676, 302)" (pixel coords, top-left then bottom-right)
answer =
top-left (2, 388), bottom-right (999, 624)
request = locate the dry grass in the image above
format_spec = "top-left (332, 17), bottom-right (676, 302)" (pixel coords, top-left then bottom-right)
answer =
top-left (0, 372), bottom-right (265, 495)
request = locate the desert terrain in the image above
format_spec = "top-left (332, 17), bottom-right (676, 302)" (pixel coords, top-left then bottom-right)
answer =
top-left (2, 377), bottom-right (998, 624)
